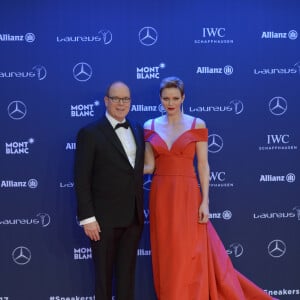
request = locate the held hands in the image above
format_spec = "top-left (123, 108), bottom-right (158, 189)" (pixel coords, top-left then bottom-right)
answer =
top-left (198, 202), bottom-right (209, 223)
top-left (83, 221), bottom-right (101, 241)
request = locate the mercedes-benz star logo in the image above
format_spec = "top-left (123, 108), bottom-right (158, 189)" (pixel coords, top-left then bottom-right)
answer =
top-left (7, 101), bottom-right (27, 120)
top-left (139, 26), bottom-right (158, 46)
top-left (12, 246), bottom-right (31, 265)
top-left (268, 239), bottom-right (286, 258)
top-left (269, 96), bottom-right (288, 116)
top-left (208, 134), bottom-right (224, 153)
top-left (73, 62), bottom-right (93, 82)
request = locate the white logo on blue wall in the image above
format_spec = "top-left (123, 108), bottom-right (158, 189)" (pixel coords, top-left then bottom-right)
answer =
top-left (209, 210), bottom-right (232, 220)
top-left (196, 65), bottom-right (233, 75)
top-left (8, 101), bottom-right (27, 120)
top-left (261, 30), bottom-right (298, 40)
top-left (269, 97), bottom-right (287, 116)
top-left (208, 134), bottom-right (223, 153)
top-left (253, 207), bottom-right (300, 221)
top-left (25, 33), bottom-right (35, 42)
top-left (32, 65), bottom-right (47, 80)
top-left (5, 138), bottom-right (34, 155)
top-left (56, 29), bottom-right (112, 44)
top-left (268, 240), bottom-right (286, 258)
top-left (254, 61), bottom-right (300, 75)
top-left (12, 246), bottom-right (31, 265)
top-left (0, 213), bottom-right (50, 227)
top-left (227, 243), bottom-right (243, 258)
top-left (137, 63), bottom-right (166, 79)
top-left (189, 99), bottom-right (243, 115)
top-left (0, 65), bottom-right (47, 80)
top-left (288, 30), bottom-right (298, 40)
top-left (0, 32), bottom-right (35, 42)
top-left (71, 100), bottom-right (100, 117)
top-left (139, 26), bottom-right (158, 46)
top-left (98, 30), bottom-right (112, 44)
top-left (73, 62), bottom-right (92, 82)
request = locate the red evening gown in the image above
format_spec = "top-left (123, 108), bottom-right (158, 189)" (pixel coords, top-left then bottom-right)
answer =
top-left (144, 118), bottom-right (276, 300)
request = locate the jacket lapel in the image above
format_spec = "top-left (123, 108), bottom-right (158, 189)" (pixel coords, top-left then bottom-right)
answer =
top-left (97, 116), bottom-right (129, 162)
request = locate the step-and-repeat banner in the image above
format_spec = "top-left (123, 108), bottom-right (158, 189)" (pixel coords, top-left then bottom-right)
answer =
top-left (0, 1), bottom-right (299, 299)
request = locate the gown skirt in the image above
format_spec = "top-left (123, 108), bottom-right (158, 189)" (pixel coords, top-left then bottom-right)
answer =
top-left (145, 125), bottom-right (276, 300)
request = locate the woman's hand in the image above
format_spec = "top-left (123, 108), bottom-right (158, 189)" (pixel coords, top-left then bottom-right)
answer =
top-left (198, 202), bottom-right (209, 223)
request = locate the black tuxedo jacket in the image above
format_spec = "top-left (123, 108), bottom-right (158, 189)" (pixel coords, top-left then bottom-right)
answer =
top-left (74, 115), bottom-right (145, 227)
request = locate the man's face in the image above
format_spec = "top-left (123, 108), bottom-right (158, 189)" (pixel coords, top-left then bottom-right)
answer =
top-left (104, 83), bottom-right (131, 122)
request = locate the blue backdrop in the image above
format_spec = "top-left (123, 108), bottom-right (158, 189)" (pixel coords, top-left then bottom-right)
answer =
top-left (0, 1), bottom-right (299, 299)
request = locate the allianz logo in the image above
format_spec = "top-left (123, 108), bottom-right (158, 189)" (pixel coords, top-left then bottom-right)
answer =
top-left (209, 210), bottom-right (232, 220)
top-left (261, 30), bottom-right (298, 40)
top-left (0, 32), bottom-right (35, 42)
top-left (131, 104), bottom-right (158, 112)
top-left (66, 142), bottom-right (76, 150)
top-left (137, 248), bottom-right (151, 256)
top-left (253, 207), bottom-right (300, 220)
top-left (1, 179), bottom-right (38, 188)
top-left (196, 65), bottom-right (233, 75)
top-left (259, 173), bottom-right (295, 183)
top-left (0, 213), bottom-right (51, 227)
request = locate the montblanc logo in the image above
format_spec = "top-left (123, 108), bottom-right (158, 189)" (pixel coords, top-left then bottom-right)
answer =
top-left (196, 65), bottom-right (233, 75)
top-left (57, 30), bottom-right (112, 44)
top-left (209, 210), bottom-right (232, 220)
top-left (194, 27), bottom-right (233, 44)
top-left (261, 29), bottom-right (298, 40)
top-left (5, 138), bottom-right (35, 155)
top-left (0, 213), bottom-right (51, 227)
top-left (131, 104), bottom-right (158, 112)
top-left (70, 100), bottom-right (100, 117)
top-left (1, 178), bottom-right (38, 188)
top-left (253, 206), bottom-right (300, 221)
top-left (74, 248), bottom-right (92, 260)
top-left (259, 173), bottom-right (295, 183)
top-left (0, 65), bottom-right (47, 80)
top-left (0, 32), bottom-right (35, 42)
top-left (258, 133), bottom-right (297, 151)
top-left (137, 248), bottom-right (151, 256)
top-left (189, 99), bottom-right (243, 115)
top-left (136, 62), bottom-right (166, 80)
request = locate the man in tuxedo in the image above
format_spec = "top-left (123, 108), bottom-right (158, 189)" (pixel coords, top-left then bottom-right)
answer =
top-left (74, 81), bottom-right (145, 300)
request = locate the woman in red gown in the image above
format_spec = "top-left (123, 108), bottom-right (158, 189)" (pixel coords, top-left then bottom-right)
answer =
top-left (144, 76), bottom-right (277, 300)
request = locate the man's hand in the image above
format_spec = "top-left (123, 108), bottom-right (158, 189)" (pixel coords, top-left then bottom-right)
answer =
top-left (83, 221), bottom-right (101, 241)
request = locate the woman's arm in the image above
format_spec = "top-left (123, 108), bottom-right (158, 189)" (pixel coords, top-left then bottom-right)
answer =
top-left (144, 142), bottom-right (155, 174)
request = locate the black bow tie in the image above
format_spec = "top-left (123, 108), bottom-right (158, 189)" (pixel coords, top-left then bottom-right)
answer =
top-left (115, 121), bottom-right (130, 130)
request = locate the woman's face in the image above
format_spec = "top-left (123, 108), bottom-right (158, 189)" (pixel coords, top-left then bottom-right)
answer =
top-left (160, 87), bottom-right (184, 115)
